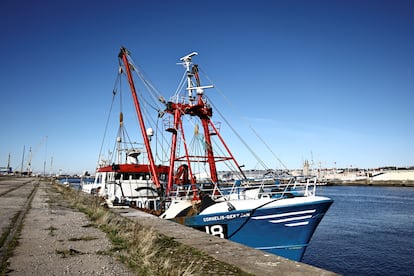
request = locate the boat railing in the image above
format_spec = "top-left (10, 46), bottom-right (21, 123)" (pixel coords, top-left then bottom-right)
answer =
top-left (169, 181), bottom-right (225, 200)
top-left (167, 176), bottom-right (318, 201)
top-left (280, 177), bottom-right (317, 197)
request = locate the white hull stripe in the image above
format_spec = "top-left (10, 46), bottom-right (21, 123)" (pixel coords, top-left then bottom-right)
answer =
top-left (252, 209), bottom-right (316, 220)
top-left (285, 221), bottom-right (310, 227)
top-left (269, 215), bottom-right (313, 224)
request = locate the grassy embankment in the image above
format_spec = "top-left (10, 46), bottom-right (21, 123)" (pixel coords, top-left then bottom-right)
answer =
top-left (51, 181), bottom-right (249, 275)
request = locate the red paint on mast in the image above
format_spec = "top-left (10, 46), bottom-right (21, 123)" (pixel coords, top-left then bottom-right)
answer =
top-left (164, 52), bottom-right (247, 197)
top-left (118, 47), bottom-right (161, 189)
top-left (166, 107), bottom-right (180, 194)
top-left (199, 105), bottom-right (218, 183)
top-left (112, 49), bottom-right (246, 201)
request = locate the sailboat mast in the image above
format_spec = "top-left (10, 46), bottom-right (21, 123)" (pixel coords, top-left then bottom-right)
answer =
top-left (118, 47), bottom-right (161, 189)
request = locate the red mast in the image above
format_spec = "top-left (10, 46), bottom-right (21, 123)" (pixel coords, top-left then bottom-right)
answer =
top-left (164, 52), bottom-right (245, 195)
top-left (118, 47), bottom-right (161, 189)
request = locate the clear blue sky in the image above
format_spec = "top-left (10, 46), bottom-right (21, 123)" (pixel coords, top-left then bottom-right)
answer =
top-left (1, 0), bottom-right (413, 175)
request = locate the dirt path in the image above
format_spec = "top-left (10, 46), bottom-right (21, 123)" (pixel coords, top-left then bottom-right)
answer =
top-left (4, 179), bottom-right (134, 275)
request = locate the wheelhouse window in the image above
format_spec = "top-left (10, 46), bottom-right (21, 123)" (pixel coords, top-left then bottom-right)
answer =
top-left (122, 173), bottom-right (151, 180)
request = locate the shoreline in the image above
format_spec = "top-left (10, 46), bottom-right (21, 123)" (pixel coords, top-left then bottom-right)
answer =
top-left (326, 180), bottom-right (414, 187)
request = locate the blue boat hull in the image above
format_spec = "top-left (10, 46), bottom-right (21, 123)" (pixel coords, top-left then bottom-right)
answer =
top-left (172, 197), bottom-right (333, 261)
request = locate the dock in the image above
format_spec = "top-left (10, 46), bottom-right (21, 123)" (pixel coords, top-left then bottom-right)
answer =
top-left (1, 177), bottom-right (337, 275)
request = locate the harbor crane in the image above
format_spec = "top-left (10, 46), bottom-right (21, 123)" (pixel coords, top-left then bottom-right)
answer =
top-left (25, 136), bottom-right (47, 175)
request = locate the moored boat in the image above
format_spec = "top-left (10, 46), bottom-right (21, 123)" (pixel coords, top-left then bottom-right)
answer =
top-left (80, 63), bottom-right (169, 210)
top-left (86, 47), bottom-right (333, 261)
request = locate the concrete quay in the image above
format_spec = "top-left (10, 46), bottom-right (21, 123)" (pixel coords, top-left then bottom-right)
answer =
top-left (113, 208), bottom-right (336, 275)
top-left (1, 177), bottom-right (133, 275)
top-left (1, 177), bottom-right (337, 275)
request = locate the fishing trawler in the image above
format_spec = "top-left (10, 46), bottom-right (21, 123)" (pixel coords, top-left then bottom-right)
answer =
top-left (88, 47), bottom-right (333, 261)
top-left (80, 53), bottom-right (169, 210)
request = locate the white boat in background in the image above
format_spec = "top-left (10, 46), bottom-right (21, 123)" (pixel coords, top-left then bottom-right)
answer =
top-left (81, 85), bottom-right (168, 210)
top-left (81, 135), bottom-right (169, 210)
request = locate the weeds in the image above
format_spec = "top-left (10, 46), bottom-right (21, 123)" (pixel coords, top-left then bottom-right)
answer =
top-left (46, 226), bottom-right (58, 236)
top-left (52, 182), bottom-right (247, 275)
top-left (55, 248), bottom-right (84, 258)
top-left (0, 212), bottom-right (20, 249)
top-left (68, 236), bottom-right (98, 242)
top-left (0, 212), bottom-right (24, 275)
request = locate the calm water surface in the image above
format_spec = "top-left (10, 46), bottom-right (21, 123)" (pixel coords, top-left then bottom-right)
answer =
top-left (302, 186), bottom-right (414, 276)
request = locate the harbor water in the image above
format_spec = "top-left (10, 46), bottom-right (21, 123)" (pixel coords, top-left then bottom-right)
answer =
top-left (302, 185), bottom-right (414, 276)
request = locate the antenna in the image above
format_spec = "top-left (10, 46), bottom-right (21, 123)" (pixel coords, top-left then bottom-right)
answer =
top-left (180, 52), bottom-right (198, 62)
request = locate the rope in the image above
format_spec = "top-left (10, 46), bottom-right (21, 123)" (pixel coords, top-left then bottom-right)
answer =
top-left (200, 67), bottom-right (288, 170)
top-left (227, 197), bottom-right (282, 239)
top-left (171, 70), bottom-right (187, 101)
top-left (127, 57), bottom-right (165, 112)
top-left (97, 71), bottom-right (121, 165)
top-left (206, 95), bottom-right (269, 170)
top-left (119, 53), bottom-right (172, 166)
